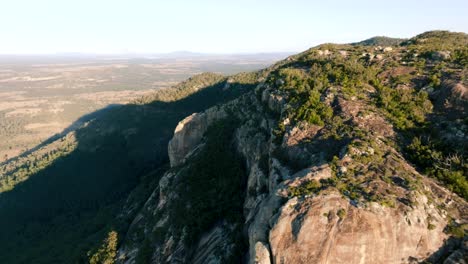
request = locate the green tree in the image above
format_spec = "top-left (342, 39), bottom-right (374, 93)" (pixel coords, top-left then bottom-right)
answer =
top-left (89, 231), bottom-right (118, 264)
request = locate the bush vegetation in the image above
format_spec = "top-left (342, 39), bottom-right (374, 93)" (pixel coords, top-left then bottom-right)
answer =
top-left (279, 31), bottom-right (468, 203)
top-left (406, 137), bottom-right (468, 199)
top-left (0, 72), bottom-right (254, 263)
top-left (372, 78), bottom-right (432, 130)
top-left (88, 231), bottom-right (118, 264)
top-left (0, 30), bottom-right (466, 263)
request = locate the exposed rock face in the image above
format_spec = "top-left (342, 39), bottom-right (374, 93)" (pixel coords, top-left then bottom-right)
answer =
top-left (269, 192), bottom-right (448, 264)
top-left (261, 87), bottom-right (286, 114)
top-left (118, 32), bottom-right (468, 264)
top-left (431, 51), bottom-right (451, 60)
top-left (383, 46), bottom-right (393, 52)
top-left (443, 237), bottom-right (468, 264)
top-left (432, 82), bottom-right (467, 118)
top-left (192, 222), bottom-right (237, 264)
top-left (117, 84), bottom-right (467, 263)
top-left (253, 241), bottom-right (271, 264)
top-left (168, 107), bottom-right (227, 167)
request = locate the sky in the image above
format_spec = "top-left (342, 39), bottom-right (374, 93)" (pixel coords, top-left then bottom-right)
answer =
top-left (0, 0), bottom-right (467, 54)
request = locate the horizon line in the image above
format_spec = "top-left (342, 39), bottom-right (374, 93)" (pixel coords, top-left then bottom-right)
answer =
top-left (0, 50), bottom-right (299, 57)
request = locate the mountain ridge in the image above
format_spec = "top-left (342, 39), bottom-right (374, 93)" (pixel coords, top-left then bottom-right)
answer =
top-left (115, 30), bottom-right (467, 263)
top-left (351, 36), bottom-right (407, 46)
top-left (0, 30), bottom-right (467, 263)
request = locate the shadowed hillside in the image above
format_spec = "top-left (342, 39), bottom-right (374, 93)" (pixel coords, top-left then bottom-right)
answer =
top-left (0, 72), bottom-right (259, 263)
top-left (0, 31), bottom-right (467, 264)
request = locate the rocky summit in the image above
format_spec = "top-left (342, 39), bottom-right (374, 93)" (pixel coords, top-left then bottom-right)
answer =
top-left (0, 31), bottom-right (467, 264)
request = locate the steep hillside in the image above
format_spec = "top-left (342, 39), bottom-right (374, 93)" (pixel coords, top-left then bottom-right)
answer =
top-left (115, 31), bottom-right (467, 263)
top-left (0, 31), bottom-right (466, 264)
top-left (0, 72), bottom-right (258, 263)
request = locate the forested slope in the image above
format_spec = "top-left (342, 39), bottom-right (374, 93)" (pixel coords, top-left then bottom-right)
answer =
top-left (0, 31), bottom-right (467, 263)
top-left (0, 72), bottom-right (258, 263)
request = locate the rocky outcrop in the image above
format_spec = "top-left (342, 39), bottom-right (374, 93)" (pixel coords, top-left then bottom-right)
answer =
top-left (118, 32), bottom-right (468, 264)
top-left (168, 107), bottom-right (227, 167)
top-left (261, 87), bottom-right (286, 114)
top-left (443, 237), bottom-right (468, 264)
top-left (431, 51), bottom-right (451, 61)
top-left (269, 192), bottom-right (448, 264)
top-left (192, 222), bottom-right (237, 264)
top-left (119, 84), bottom-right (467, 263)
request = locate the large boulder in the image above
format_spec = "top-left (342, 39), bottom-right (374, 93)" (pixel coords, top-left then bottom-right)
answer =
top-left (269, 192), bottom-right (449, 264)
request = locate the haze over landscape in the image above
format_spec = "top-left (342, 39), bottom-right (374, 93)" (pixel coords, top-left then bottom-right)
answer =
top-left (0, 53), bottom-right (288, 161)
top-left (1, 0), bottom-right (467, 54)
top-left (0, 1), bottom-right (467, 264)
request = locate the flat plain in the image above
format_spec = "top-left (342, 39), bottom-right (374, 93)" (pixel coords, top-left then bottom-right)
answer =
top-left (0, 53), bottom-right (288, 161)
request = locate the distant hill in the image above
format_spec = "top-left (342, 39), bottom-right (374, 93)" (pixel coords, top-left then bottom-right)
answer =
top-left (352, 36), bottom-right (407, 46)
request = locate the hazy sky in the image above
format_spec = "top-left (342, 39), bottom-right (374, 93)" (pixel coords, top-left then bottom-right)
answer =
top-left (1, 0), bottom-right (467, 54)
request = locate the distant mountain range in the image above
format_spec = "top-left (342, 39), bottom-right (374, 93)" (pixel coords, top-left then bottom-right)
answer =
top-left (0, 51), bottom-right (295, 63)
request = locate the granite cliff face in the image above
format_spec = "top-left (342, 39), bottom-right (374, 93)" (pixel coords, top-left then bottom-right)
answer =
top-left (168, 107), bottom-right (227, 167)
top-left (116, 31), bottom-right (468, 264)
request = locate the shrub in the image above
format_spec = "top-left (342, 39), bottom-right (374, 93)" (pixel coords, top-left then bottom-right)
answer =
top-left (89, 231), bottom-right (118, 264)
top-left (337, 208), bottom-right (346, 219)
top-left (295, 89), bottom-right (333, 126)
top-left (406, 137), bottom-right (468, 200)
top-left (375, 84), bottom-right (432, 130)
top-left (289, 180), bottom-right (322, 197)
